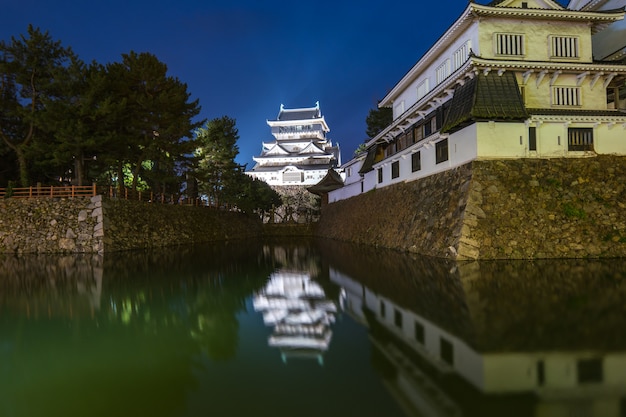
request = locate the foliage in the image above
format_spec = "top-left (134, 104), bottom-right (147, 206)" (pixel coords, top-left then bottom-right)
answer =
top-left (365, 106), bottom-right (392, 139)
top-left (0, 26), bottom-right (281, 211)
top-left (563, 202), bottom-right (586, 219)
top-left (231, 174), bottom-right (282, 215)
top-left (102, 51), bottom-right (203, 192)
top-left (194, 116), bottom-right (241, 207)
top-left (353, 142), bottom-right (367, 156)
top-left (0, 25), bottom-right (76, 186)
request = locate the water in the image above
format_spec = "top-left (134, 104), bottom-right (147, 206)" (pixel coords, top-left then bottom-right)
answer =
top-left (0, 239), bottom-right (625, 417)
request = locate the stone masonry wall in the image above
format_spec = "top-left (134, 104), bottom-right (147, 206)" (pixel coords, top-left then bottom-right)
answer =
top-left (102, 199), bottom-right (262, 251)
top-left (0, 195), bottom-right (104, 254)
top-left (0, 196), bottom-right (262, 254)
top-left (315, 156), bottom-right (626, 259)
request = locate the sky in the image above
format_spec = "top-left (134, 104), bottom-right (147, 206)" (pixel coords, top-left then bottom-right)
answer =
top-left (1, 0), bottom-right (569, 168)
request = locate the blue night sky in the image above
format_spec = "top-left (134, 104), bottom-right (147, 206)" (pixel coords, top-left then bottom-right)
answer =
top-left (1, 0), bottom-right (568, 168)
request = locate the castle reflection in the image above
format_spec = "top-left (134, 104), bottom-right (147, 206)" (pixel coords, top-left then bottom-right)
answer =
top-left (253, 271), bottom-right (341, 364)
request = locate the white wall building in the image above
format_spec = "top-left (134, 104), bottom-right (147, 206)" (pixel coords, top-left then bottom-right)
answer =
top-left (329, 0), bottom-right (626, 204)
top-left (246, 102), bottom-right (341, 187)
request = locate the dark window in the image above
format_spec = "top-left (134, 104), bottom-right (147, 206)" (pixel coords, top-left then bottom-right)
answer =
top-left (436, 107), bottom-right (445, 129)
top-left (440, 337), bottom-right (454, 365)
top-left (436, 139), bottom-right (449, 164)
top-left (424, 118), bottom-right (433, 136)
top-left (391, 161), bottom-right (400, 179)
top-left (414, 321), bottom-right (425, 343)
top-left (577, 358), bottom-right (603, 383)
top-left (529, 127), bottom-right (537, 151)
top-left (537, 360), bottom-right (545, 386)
top-left (414, 124), bottom-right (423, 142)
top-left (411, 151), bottom-right (421, 172)
top-left (394, 309), bottom-right (402, 328)
top-left (377, 167), bottom-right (383, 183)
top-left (568, 128), bottom-right (593, 151)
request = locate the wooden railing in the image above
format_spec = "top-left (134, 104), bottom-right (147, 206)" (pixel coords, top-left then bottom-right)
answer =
top-left (0, 184), bottom-right (220, 208)
top-left (0, 184), bottom-right (97, 199)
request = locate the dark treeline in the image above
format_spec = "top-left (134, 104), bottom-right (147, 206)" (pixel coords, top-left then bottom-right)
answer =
top-left (0, 25), bottom-right (281, 215)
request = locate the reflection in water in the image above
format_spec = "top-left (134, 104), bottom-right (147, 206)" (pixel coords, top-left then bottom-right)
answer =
top-left (320, 241), bottom-right (626, 417)
top-left (0, 239), bottom-right (625, 417)
top-left (253, 271), bottom-right (341, 364)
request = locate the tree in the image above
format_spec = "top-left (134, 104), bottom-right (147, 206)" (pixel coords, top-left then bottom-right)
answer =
top-left (194, 116), bottom-right (240, 207)
top-left (103, 51), bottom-right (203, 192)
top-left (32, 58), bottom-right (106, 186)
top-left (227, 173), bottom-right (282, 216)
top-left (365, 106), bottom-right (392, 139)
top-left (0, 25), bottom-right (76, 186)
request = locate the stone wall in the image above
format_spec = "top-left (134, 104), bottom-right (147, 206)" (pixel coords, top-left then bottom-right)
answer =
top-left (0, 195), bottom-right (104, 254)
top-left (315, 156), bottom-right (626, 259)
top-left (101, 199), bottom-right (262, 251)
top-left (0, 196), bottom-right (262, 254)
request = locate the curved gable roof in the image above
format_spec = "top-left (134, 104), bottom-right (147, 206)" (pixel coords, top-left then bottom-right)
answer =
top-left (264, 143), bottom-right (290, 156)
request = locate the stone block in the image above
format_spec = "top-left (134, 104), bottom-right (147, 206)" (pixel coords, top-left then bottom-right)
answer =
top-left (78, 210), bottom-right (88, 222)
top-left (91, 207), bottom-right (103, 218)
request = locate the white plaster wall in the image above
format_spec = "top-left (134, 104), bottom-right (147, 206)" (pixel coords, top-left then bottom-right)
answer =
top-left (522, 73), bottom-right (609, 110)
top-left (481, 354), bottom-right (540, 392)
top-left (594, 124), bottom-right (626, 155)
top-left (534, 122), bottom-right (569, 157)
top-left (476, 122), bottom-right (528, 158)
top-left (450, 125), bottom-right (479, 165)
top-left (392, 24), bottom-right (479, 121)
top-left (478, 19), bottom-right (593, 62)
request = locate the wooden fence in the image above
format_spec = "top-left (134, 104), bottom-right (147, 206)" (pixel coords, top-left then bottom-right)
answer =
top-left (0, 184), bottom-right (206, 207)
top-left (0, 184), bottom-right (97, 199)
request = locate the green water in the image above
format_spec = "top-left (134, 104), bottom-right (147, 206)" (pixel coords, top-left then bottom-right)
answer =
top-left (0, 239), bottom-right (625, 417)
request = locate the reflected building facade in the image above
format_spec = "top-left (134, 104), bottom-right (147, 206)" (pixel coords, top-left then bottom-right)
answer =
top-left (253, 270), bottom-right (342, 365)
top-left (330, 259), bottom-right (626, 417)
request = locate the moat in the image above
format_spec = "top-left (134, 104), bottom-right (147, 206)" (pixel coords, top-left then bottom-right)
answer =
top-left (1, 238), bottom-right (625, 417)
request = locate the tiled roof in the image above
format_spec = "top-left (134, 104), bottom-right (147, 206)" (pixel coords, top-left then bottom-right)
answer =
top-left (527, 108), bottom-right (626, 117)
top-left (278, 108), bottom-right (321, 121)
top-left (249, 164), bottom-right (331, 173)
top-left (307, 169), bottom-right (344, 195)
top-left (442, 71), bottom-right (528, 133)
top-left (358, 144), bottom-right (378, 174)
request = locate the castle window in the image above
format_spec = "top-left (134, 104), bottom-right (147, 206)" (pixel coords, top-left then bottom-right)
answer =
top-left (440, 337), bottom-right (454, 365)
top-left (529, 127), bottom-right (537, 151)
top-left (417, 78), bottom-right (430, 101)
top-left (414, 321), bottom-right (425, 343)
top-left (391, 161), bottom-right (400, 179)
top-left (553, 87), bottom-right (581, 107)
top-left (568, 128), bottom-right (593, 151)
top-left (453, 41), bottom-right (471, 71)
top-left (414, 124), bottom-right (424, 142)
top-left (283, 171), bottom-right (303, 182)
top-left (394, 309), bottom-right (402, 328)
top-left (436, 59), bottom-right (451, 84)
top-left (394, 100), bottom-right (405, 117)
top-left (436, 139), bottom-right (449, 164)
top-left (537, 360), bottom-right (545, 386)
top-left (411, 151), bottom-right (421, 172)
top-left (378, 167), bottom-right (383, 183)
top-left (495, 33), bottom-right (525, 56)
top-left (577, 358), bottom-right (603, 383)
top-left (550, 36), bottom-right (579, 59)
